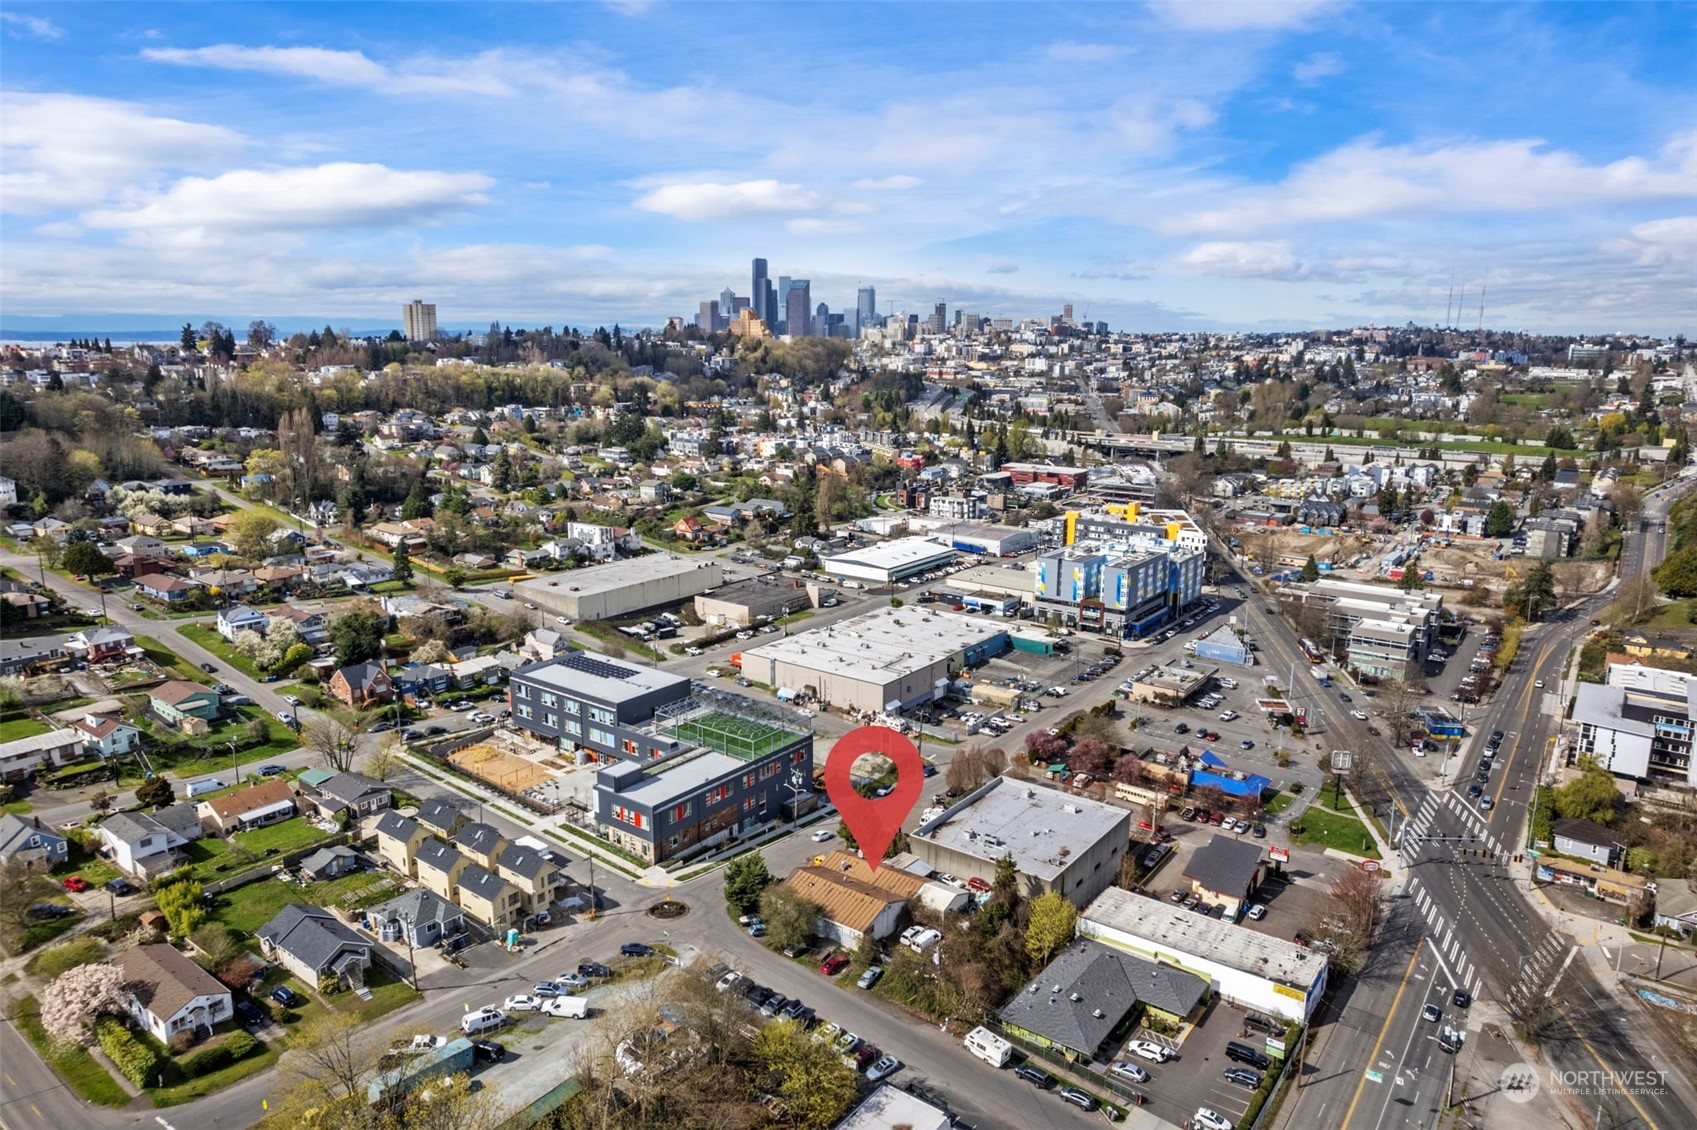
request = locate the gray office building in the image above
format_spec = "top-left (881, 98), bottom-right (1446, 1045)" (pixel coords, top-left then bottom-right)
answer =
top-left (785, 280), bottom-right (812, 337)
top-left (856, 286), bottom-right (877, 336)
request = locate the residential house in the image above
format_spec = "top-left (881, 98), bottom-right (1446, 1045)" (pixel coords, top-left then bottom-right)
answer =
top-left (298, 845), bottom-right (362, 880)
top-left (455, 862), bottom-right (525, 931)
top-left (71, 712), bottom-right (142, 759)
top-left (999, 939), bottom-right (1208, 1060)
top-left (255, 904), bottom-right (374, 990)
top-left (522, 628), bottom-right (574, 662)
top-left (63, 626), bottom-right (136, 662)
top-left (415, 839), bottom-right (471, 903)
top-left (329, 662), bottom-right (394, 709)
top-left (0, 813), bottom-right (69, 866)
top-left (364, 888), bottom-right (466, 949)
top-left (670, 516), bottom-right (705, 542)
top-left (96, 811), bottom-right (187, 876)
top-left (1180, 835), bottom-right (1267, 915)
top-left (149, 681), bottom-right (221, 729)
top-left (114, 944), bottom-right (233, 1044)
top-left (0, 638), bottom-right (66, 676)
top-left (450, 822), bottom-right (508, 869)
top-left (152, 803), bottom-right (205, 845)
top-left (0, 728), bottom-right (85, 780)
top-left (495, 842), bottom-right (565, 914)
top-left (374, 811), bottom-right (431, 877)
top-left (369, 518), bottom-right (436, 550)
top-left (216, 605), bottom-right (269, 641)
top-left (135, 573), bottom-right (200, 603)
top-left (202, 778), bottom-right (296, 834)
top-left (302, 771), bottom-right (391, 821)
top-left (129, 513), bottom-right (173, 538)
top-left (415, 798), bottom-right (469, 839)
top-left (783, 864), bottom-right (912, 947)
top-left (1552, 818), bottom-right (1622, 867)
top-left (267, 605), bottom-right (330, 642)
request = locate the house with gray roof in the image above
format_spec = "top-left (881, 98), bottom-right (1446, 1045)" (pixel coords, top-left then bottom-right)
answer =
top-left (364, 888), bottom-right (466, 949)
top-left (999, 939), bottom-right (1208, 1060)
top-left (1181, 835), bottom-right (1267, 915)
top-left (455, 862), bottom-right (525, 931)
top-left (374, 811), bottom-right (430, 876)
top-left (0, 813), bottom-right (68, 867)
top-left (415, 838), bottom-right (471, 903)
top-left (256, 904), bottom-right (373, 989)
top-left (450, 821), bottom-right (508, 868)
top-left (415, 798), bottom-right (469, 838)
top-left (96, 811), bottom-right (190, 876)
top-left (298, 844), bottom-right (362, 880)
top-left (302, 771), bottom-right (391, 820)
top-left (495, 841), bottom-right (566, 913)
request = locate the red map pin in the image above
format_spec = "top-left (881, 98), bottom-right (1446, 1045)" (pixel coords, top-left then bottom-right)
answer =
top-left (823, 725), bottom-right (925, 871)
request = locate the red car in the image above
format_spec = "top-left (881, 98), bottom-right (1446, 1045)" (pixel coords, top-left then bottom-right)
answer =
top-left (820, 954), bottom-right (850, 976)
top-left (61, 876), bottom-right (89, 892)
top-left (1209, 812), bottom-right (1226, 826)
top-left (967, 876), bottom-right (992, 893)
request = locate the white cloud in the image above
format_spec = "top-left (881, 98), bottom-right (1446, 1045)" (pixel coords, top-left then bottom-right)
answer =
top-left (785, 218), bottom-right (864, 237)
top-left (143, 44), bottom-right (517, 96)
top-left (84, 162), bottom-right (492, 233)
top-left (0, 92), bottom-right (244, 213)
top-left (1109, 95), bottom-right (1217, 153)
top-left (1601, 215), bottom-right (1697, 269)
top-left (632, 179), bottom-right (821, 221)
top-left (1293, 52), bottom-right (1343, 83)
top-left (987, 262), bottom-right (1020, 274)
top-left (853, 174), bottom-right (924, 191)
top-left (1045, 41), bottom-right (1126, 63)
top-left (0, 11), bottom-right (64, 39)
top-left (1177, 240), bottom-right (1307, 279)
top-left (1147, 0), bottom-right (1338, 32)
top-left (1168, 132), bottom-right (1697, 235)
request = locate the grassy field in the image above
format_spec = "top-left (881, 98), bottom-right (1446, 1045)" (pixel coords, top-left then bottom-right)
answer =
top-left (1290, 788), bottom-right (1381, 859)
top-left (670, 710), bottom-right (799, 759)
top-left (215, 870), bottom-right (376, 933)
top-left (14, 995), bottom-right (131, 1107)
top-left (323, 966), bottom-right (421, 1021)
top-left (134, 634), bottom-right (216, 685)
top-left (232, 818), bottom-right (332, 855)
top-left (1640, 601), bottom-right (1697, 632)
top-left (176, 623), bottom-right (265, 679)
top-left (151, 1041), bottom-right (281, 1107)
top-left (0, 716), bottom-right (49, 742)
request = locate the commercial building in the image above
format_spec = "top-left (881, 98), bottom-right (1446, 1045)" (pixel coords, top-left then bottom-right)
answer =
top-left (910, 776), bottom-right (1130, 908)
top-left (1065, 504), bottom-right (1209, 554)
top-left (511, 555), bottom-right (722, 622)
top-left (943, 523), bottom-right (1042, 557)
top-left (1122, 662), bottom-right (1217, 705)
top-left (783, 863), bottom-right (915, 947)
top-left (833, 1085), bottom-right (952, 1130)
top-left (1180, 835), bottom-right (1268, 915)
top-left (1193, 624), bottom-right (1252, 666)
top-left (738, 605), bottom-right (1008, 714)
top-left (948, 564), bottom-right (1037, 601)
top-left (403, 299), bottom-right (437, 341)
top-left (819, 537), bottom-right (958, 585)
top-left (999, 939), bottom-right (1208, 1060)
top-left (1001, 463), bottom-right (1090, 491)
top-left (509, 651), bottom-right (692, 763)
top-left (1035, 507), bottom-right (1206, 637)
top-left (1571, 663), bottom-right (1697, 786)
top-left (693, 576), bottom-right (815, 627)
top-left (592, 692), bottom-right (814, 863)
top-left (1276, 577), bottom-right (1443, 681)
top-left (1080, 886), bottom-right (1329, 1022)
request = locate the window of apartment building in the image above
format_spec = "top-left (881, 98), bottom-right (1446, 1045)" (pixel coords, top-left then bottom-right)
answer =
top-left (612, 806), bottom-right (645, 829)
top-left (623, 738), bottom-right (638, 755)
top-left (516, 705), bottom-right (533, 720)
top-left (743, 772), bottom-right (754, 789)
top-left (759, 762), bottom-right (780, 780)
top-left (514, 684), bottom-right (531, 699)
top-left (563, 698), bottom-right (580, 715)
top-left (589, 706), bottom-right (614, 725)
top-left (540, 691), bottom-right (558, 708)
top-left (703, 784), bottom-right (729, 805)
top-left (544, 713), bottom-right (557, 728)
top-left (564, 719), bottom-right (581, 736)
top-left (589, 727), bottom-right (614, 746)
top-left (672, 802), bottom-right (691, 822)
top-left (743, 796), bottom-right (756, 813)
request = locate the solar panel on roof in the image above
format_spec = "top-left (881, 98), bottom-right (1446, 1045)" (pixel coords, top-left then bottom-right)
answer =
top-left (558, 653), bottom-right (635, 680)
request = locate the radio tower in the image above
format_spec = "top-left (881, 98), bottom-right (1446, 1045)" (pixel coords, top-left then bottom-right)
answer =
top-left (1445, 273), bottom-right (1455, 328)
top-left (1455, 282), bottom-right (1466, 331)
top-left (1477, 278), bottom-right (1486, 334)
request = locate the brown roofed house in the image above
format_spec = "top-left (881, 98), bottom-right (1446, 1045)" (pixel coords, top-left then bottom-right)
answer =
top-left (202, 777), bottom-right (297, 833)
top-left (784, 865), bottom-right (910, 948)
top-left (114, 943), bottom-right (234, 1043)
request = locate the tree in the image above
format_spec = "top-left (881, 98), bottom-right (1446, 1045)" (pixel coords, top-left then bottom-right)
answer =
top-left (723, 852), bottom-right (774, 916)
top-left (749, 1019), bottom-right (859, 1130)
top-left (330, 605), bottom-right (387, 666)
top-left (362, 733), bottom-right (405, 783)
top-left (0, 856), bottom-right (60, 953)
top-left (442, 564), bottom-right (468, 589)
top-left (946, 744), bottom-right (1007, 795)
top-left (1316, 865), bottom-right (1382, 972)
top-left (1654, 544), bottom-right (1697, 598)
top-left (401, 478), bottom-right (432, 521)
top-left (135, 774), bottom-right (174, 809)
top-left (305, 710), bottom-right (362, 773)
top-left (1300, 554), bottom-right (1320, 583)
top-left (1510, 561), bottom-right (1558, 622)
top-left (1379, 679), bottom-right (1424, 746)
top-left (1025, 891), bottom-right (1078, 966)
top-left (269, 1010), bottom-right (380, 1117)
top-left (1484, 500), bottom-right (1518, 538)
top-left (89, 789), bottom-right (114, 816)
top-left (1554, 759), bottom-right (1623, 825)
top-left (38, 962), bottom-right (130, 1046)
top-left (1024, 730), bottom-right (1068, 765)
top-left (61, 540), bottom-right (113, 580)
top-left (758, 884), bottom-right (819, 952)
top-left (153, 875), bottom-right (206, 938)
top-left (1609, 576), bottom-right (1660, 625)
top-left (228, 510), bottom-right (282, 561)
top-left (391, 540), bottom-right (414, 584)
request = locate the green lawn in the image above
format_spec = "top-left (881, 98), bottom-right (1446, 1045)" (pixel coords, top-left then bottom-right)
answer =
top-left (233, 818), bottom-right (332, 855)
top-left (151, 1040), bottom-right (281, 1107)
top-left (215, 870), bottom-right (375, 933)
top-left (1640, 601), bottom-right (1697, 632)
top-left (1264, 791), bottom-right (1295, 814)
top-left (323, 966), bottom-right (421, 1020)
top-left (1289, 796), bottom-right (1381, 860)
top-left (177, 623), bottom-right (265, 679)
top-left (134, 634), bottom-right (216, 684)
top-left (14, 996), bottom-right (131, 1107)
top-left (0, 716), bottom-right (49, 742)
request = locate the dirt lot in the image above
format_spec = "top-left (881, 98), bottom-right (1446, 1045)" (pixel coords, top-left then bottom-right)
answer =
top-left (449, 742), bottom-right (553, 792)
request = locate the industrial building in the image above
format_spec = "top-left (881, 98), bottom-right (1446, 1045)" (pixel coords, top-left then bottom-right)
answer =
top-left (1570, 663), bottom-right (1697, 786)
top-left (737, 605), bottom-right (1008, 714)
top-left (511, 555), bottom-right (722, 622)
top-left (1275, 577), bottom-right (1443, 681)
top-left (692, 575), bottom-right (816, 627)
top-left (949, 564), bottom-right (1037, 601)
top-left (941, 522), bottom-right (1042, 557)
top-left (909, 776), bottom-right (1130, 908)
top-left (820, 536), bottom-right (958, 584)
top-left (1080, 886), bottom-right (1328, 1023)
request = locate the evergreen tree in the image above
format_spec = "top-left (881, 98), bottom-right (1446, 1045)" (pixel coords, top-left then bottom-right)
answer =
top-left (1300, 555), bottom-right (1320, 583)
top-left (401, 479), bottom-right (432, 520)
top-left (391, 540), bottom-right (414, 583)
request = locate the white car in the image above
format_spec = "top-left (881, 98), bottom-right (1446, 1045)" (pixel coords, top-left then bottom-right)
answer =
top-left (503, 994), bottom-right (544, 1012)
top-left (397, 1033), bottom-right (447, 1053)
top-left (1351, 710), bottom-right (1369, 720)
top-left (1534, 679), bottom-right (1545, 688)
top-left (685, 647), bottom-right (703, 656)
top-left (556, 615), bottom-right (571, 625)
top-left (1126, 1039), bottom-right (1173, 1063)
top-left (715, 971), bottom-right (743, 993)
top-left (810, 829), bottom-right (834, 842)
top-left (1109, 1060), bottom-right (1150, 1083)
top-left (1193, 1110), bottom-right (1233, 1130)
top-left (1247, 903), bottom-right (1267, 920)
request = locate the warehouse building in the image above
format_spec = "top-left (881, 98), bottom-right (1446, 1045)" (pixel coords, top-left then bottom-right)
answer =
top-left (820, 536), bottom-right (958, 585)
top-left (910, 776), bottom-right (1130, 908)
top-left (1080, 886), bottom-right (1328, 1022)
top-left (511, 555), bottom-right (722, 621)
top-left (737, 605), bottom-right (1007, 714)
top-left (949, 564), bottom-right (1037, 601)
top-left (693, 576), bottom-right (816, 628)
top-left (943, 522), bottom-right (1042, 557)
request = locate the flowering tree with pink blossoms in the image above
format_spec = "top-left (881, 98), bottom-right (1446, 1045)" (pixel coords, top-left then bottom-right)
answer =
top-left (39, 962), bottom-right (129, 1046)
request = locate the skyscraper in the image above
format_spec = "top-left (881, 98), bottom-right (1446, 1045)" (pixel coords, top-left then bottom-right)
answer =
top-left (928, 302), bottom-right (947, 334)
top-left (697, 300), bottom-right (722, 333)
top-left (719, 288), bottom-right (739, 319)
top-left (403, 299), bottom-right (437, 341)
top-left (751, 259), bottom-right (770, 323)
top-left (777, 275), bottom-right (792, 333)
top-left (856, 286), bottom-right (877, 336)
top-left (785, 280), bottom-right (812, 337)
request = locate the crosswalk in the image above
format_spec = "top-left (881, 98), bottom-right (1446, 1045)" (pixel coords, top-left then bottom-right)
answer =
top-left (1505, 927), bottom-right (1574, 1009)
top-left (1407, 875), bottom-right (1484, 999)
top-left (1398, 790), bottom-right (1510, 864)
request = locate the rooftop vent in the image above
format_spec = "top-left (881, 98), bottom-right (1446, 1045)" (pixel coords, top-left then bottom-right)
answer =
top-left (1069, 992), bottom-right (1083, 1002)
top-left (1092, 1009), bottom-right (1105, 1019)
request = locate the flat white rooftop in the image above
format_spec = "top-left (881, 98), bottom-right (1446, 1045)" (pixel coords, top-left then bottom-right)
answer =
top-left (1081, 886), bottom-right (1326, 989)
top-left (515, 652), bottom-right (689, 704)
top-left (821, 536), bottom-right (957, 574)
top-left (512, 554), bottom-right (719, 599)
top-left (741, 605), bottom-right (1002, 684)
top-left (913, 776), bottom-right (1126, 883)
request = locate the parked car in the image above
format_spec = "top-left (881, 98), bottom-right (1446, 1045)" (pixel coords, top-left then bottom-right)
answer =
top-left (61, 875), bottom-right (89, 892)
top-left (257, 763), bottom-right (285, 776)
top-left (578, 961), bottom-right (612, 979)
top-left (472, 1039), bottom-right (506, 1062)
top-left (856, 965), bottom-right (884, 990)
top-left (553, 972), bottom-right (589, 990)
top-left (27, 904), bottom-right (71, 920)
top-left (1126, 1040), bottom-right (1173, 1063)
top-left (269, 985), bottom-right (305, 1007)
top-left (235, 1001), bottom-right (266, 1027)
top-left (503, 995), bottom-right (544, 1012)
top-left (1247, 903), bottom-right (1267, 920)
top-left (1192, 1111), bottom-right (1233, 1130)
top-left (1014, 1063), bottom-right (1055, 1088)
top-left (867, 1054), bottom-right (903, 1083)
top-left (104, 878), bottom-right (135, 896)
top-left (620, 943), bottom-right (654, 957)
top-left (1109, 1061), bottom-right (1150, 1083)
top-left (1058, 1087), bottom-right (1097, 1111)
top-left (820, 954), bottom-right (850, 976)
top-left (1224, 1067), bottom-right (1263, 1088)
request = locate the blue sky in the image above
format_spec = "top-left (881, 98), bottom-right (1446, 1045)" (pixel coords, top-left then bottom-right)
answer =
top-left (2, 2), bottom-right (1693, 334)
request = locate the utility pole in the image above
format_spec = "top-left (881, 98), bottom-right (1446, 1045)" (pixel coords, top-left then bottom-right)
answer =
top-left (585, 852), bottom-right (598, 920)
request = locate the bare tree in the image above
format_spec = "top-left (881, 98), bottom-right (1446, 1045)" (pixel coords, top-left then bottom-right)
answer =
top-left (1378, 678), bottom-right (1425, 746)
top-left (1314, 864), bottom-right (1382, 972)
top-left (303, 710), bottom-right (363, 773)
top-left (945, 745), bottom-right (1007, 795)
top-left (1609, 576), bottom-right (1660, 626)
top-left (362, 733), bottom-right (406, 783)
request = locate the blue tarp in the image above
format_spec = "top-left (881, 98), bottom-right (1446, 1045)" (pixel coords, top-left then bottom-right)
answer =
top-left (1198, 751), bottom-right (1229, 769)
top-left (1191, 770), bottom-right (1272, 798)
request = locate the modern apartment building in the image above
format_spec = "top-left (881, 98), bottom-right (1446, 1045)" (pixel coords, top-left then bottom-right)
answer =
top-left (402, 299), bottom-right (437, 341)
top-left (508, 652), bottom-right (692, 764)
top-left (1277, 577), bottom-right (1443, 681)
top-left (1571, 663), bottom-right (1697, 786)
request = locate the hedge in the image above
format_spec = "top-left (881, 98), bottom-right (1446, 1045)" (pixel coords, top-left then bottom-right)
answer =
top-left (95, 1017), bottom-right (161, 1087)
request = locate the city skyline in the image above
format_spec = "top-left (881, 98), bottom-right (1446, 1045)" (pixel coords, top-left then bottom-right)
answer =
top-left (1, 3), bottom-right (1694, 334)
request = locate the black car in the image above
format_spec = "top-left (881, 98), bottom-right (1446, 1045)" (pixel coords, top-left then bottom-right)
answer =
top-left (746, 987), bottom-right (775, 1010)
top-left (1252, 823), bottom-right (1267, 839)
top-left (200, 661), bottom-right (217, 672)
top-left (1489, 730), bottom-right (1505, 746)
top-left (269, 985), bottom-right (304, 1007)
top-left (1224, 1067), bottom-right (1263, 1088)
top-left (235, 1001), bottom-right (266, 1027)
top-left (620, 942), bottom-right (654, 957)
top-left (578, 961), bottom-right (613, 980)
top-left (1014, 1064), bottom-right (1054, 1088)
top-left (104, 878), bottom-right (135, 895)
top-left (1466, 784), bottom-right (1483, 798)
top-left (472, 1039), bottom-right (506, 1062)
top-left (781, 997), bottom-right (808, 1021)
top-left (27, 904), bottom-right (72, 920)
top-left (1453, 989), bottom-right (1472, 1009)
top-left (1175, 722), bottom-right (1190, 734)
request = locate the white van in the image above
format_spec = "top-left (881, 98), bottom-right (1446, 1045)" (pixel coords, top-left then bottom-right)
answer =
top-left (460, 1007), bottom-right (508, 1035)
top-left (187, 778), bottom-right (227, 798)
top-left (964, 1026), bottom-right (1014, 1067)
